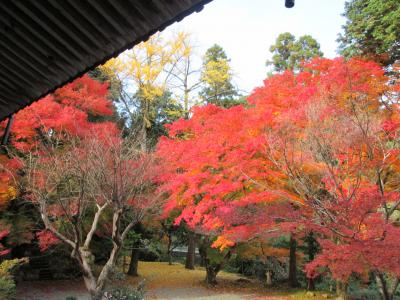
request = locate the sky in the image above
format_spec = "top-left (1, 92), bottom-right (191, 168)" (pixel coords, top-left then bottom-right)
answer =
top-left (165, 0), bottom-right (347, 94)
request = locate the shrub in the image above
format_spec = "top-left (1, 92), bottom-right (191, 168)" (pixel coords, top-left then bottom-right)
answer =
top-left (0, 258), bottom-right (26, 300)
top-left (110, 269), bottom-right (126, 281)
top-left (103, 281), bottom-right (145, 300)
top-left (0, 277), bottom-right (16, 300)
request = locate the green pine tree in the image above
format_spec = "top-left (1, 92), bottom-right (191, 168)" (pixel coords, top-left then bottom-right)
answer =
top-left (338, 0), bottom-right (400, 66)
top-left (267, 32), bottom-right (323, 73)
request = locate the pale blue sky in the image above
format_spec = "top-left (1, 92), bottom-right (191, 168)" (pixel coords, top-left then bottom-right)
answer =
top-left (166, 0), bottom-right (347, 94)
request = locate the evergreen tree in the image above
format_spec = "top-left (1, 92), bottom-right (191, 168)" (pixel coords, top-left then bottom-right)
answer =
top-left (87, 67), bottom-right (125, 127)
top-left (338, 0), bottom-right (400, 66)
top-left (267, 32), bottom-right (323, 73)
top-left (200, 44), bottom-right (239, 108)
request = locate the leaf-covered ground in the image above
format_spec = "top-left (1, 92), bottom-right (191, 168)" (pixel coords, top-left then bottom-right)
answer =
top-left (125, 262), bottom-right (332, 300)
top-left (17, 262), bottom-right (333, 299)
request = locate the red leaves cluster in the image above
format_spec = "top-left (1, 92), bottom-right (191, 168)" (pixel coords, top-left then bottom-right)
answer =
top-left (0, 75), bottom-right (119, 251)
top-left (156, 57), bottom-right (400, 280)
top-left (36, 230), bottom-right (59, 252)
top-left (156, 103), bottom-right (286, 242)
top-left (306, 226), bottom-right (400, 281)
top-left (1, 74), bottom-right (116, 152)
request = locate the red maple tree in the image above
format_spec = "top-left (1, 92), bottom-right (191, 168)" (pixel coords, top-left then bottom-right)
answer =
top-left (0, 74), bottom-right (117, 210)
top-left (156, 57), bottom-right (400, 297)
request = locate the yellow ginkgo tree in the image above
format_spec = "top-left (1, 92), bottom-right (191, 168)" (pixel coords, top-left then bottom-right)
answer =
top-left (99, 32), bottom-right (198, 150)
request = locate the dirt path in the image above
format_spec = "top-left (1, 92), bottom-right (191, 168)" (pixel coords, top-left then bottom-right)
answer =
top-left (17, 280), bottom-right (293, 300)
top-left (17, 282), bottom-right (286, 300)
top-left (16, 262), bottom-right (316, 300)
top-left (149, 286), bottom-right (262, 300)
top-left (17, 280), bottom-right (89, 300)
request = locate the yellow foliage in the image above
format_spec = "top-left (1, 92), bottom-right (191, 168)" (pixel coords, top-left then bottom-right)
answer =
top-left (120, 262), bottom-right (331, 299)
top-left (99, 31), bottom-right (193, 106)
top-left (99, 57), bottom-right (125, 76)
top-left (0, 174), bottom-right (17, 210)
top-left (0, 186), bottom-right (16, 208)
top-left (123, 261), bottom-right (241, 290)
top-left (212, 235), bottom-right (235, 250)
top-left (238, 242), bottom-right (289, 261)
top-left (201, 60), bottom-right (231, 86)
top-left (0, 258), bottom-right (27, 278)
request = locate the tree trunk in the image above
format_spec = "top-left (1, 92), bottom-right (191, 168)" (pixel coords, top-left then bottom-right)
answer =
top-left (79, 250), bottom-right (113, 300)
top-left (78, 245), bottom-right (118, 300)
top-left (389, 278), bottom-right (400, 300)
top-left (140, 121), bottom-right (147, 152)
top-left (205, 265), bottom-right (219, 285)
top-left (336, 281), bottom-right (348, 300)
top-left (375, 273), bottom-right (399, 300)
top-left (139, 98), bottom-right (150, 152)
top-left (306, 232), bottom-right (317, 291)
top-left (266, 270), bottom-right (273, 286)
top-left (185, 231), bottom-right (196, 270)
top-left (83, 275), bottom-right (100, 300)
top-left (184, 85), bottom-right (189, 119)
top-left (76, 248), bottom-right (99, 300)
top-left (307, 278), bottom-right (315, 291)
top-left (127, 223), bottom-right (144, 276)
top-left (288, 235), bottom-right (298, 287)
top-left (198, 236), bottom-right (232, 285)
top-left (127, 245), bottom-right (140, 276)
top-left (204, 248), bottom-right (231, 285)
top-left (96, 239), bottom-right (122, 295)
top-left (198, 239), bottom-right (207, 267)
top-left (167, 234), bottom-right (172, 265)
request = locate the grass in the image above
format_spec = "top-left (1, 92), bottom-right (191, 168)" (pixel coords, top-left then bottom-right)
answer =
top-left (121, 261), bottom-right (334, 299)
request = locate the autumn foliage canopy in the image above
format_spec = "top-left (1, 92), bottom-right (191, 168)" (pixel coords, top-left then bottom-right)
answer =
top-left (0, 75), bottom-right (120, 250)
top-left (0, 74), bottom-right (157, 297)
top-left (0, 75), bottom-right (117, 207)
top-left (156, 57), bottom-right (400, 280)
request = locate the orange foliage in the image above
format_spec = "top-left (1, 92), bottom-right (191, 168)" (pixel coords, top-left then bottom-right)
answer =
top-left (156, 57), bottom-right (400, 280)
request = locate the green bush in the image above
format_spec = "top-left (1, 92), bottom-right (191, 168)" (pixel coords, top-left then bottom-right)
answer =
top-left (110, 268), bottom-right (126, 281)
top-left (0, 277), bottom-right (16, 300)
top-left (0, 258), bottom-right (26, 300)
top-left (103, 281), bottom-right (145, 300)
top-left (347, 277), bottom-right (382, 300)
top-left (65, 297), bottom-right (77, 300)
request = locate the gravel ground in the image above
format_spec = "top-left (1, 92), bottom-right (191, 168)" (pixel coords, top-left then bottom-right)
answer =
top-left (148, 286), bottom-right (259, 299)
top-left (17, 281), bottom-right (271, 300)
top-left (17, 280), bottom-right (89, 300)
